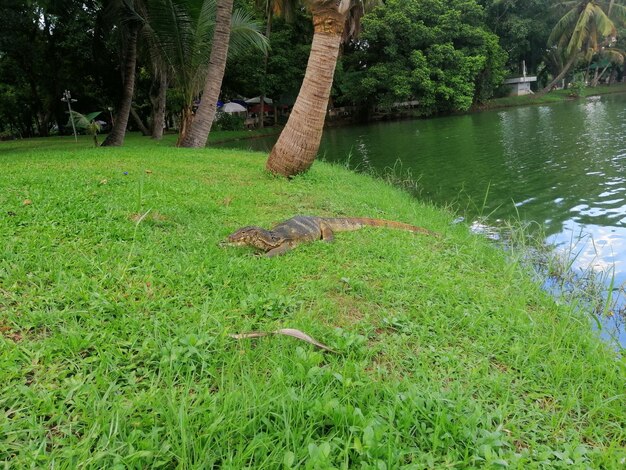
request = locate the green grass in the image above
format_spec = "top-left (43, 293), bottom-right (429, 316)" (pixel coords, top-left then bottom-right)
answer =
top-left (1, 135), bottom-right (625, 468)
top-left (0, 127), bottom-right (279, 154)
top-left (207, 127), bottom-right (281, 143)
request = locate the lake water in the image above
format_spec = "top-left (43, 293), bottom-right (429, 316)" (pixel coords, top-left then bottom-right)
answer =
top-left (219, 93), bottom-right (626, 346)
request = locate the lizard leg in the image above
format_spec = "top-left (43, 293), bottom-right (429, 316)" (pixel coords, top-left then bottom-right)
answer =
top-left (265, 243), bottom-right (293, 257)
top-left (320, 224), bottom-right (335, 243)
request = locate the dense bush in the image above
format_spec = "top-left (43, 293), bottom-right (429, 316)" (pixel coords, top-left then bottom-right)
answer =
top-left (338, 0), bottom-right (507, 115)
top-left (213, 112), bottom-right (246, 131)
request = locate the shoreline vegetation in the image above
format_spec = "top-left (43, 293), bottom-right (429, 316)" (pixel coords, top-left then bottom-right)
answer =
top-left (2, 83), bottom-right (625, 146)
top-left (476, 82), bottom-right (626, 112)
top-left (1, 137), bottom-right (625, 467)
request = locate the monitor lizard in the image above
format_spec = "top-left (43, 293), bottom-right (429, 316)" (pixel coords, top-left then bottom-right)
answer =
top-left (222, 215), bottom-right (438, 257)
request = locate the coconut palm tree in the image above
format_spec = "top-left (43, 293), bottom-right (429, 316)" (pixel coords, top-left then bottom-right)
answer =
top-left (146, 0), bottom-right (267, 144)
top-left (176, 0), bottom-right (268, 147)
top-left (148, 64), bottom-right (168, 139)
top-left (176, 0), bottom-right (233, 148)
top-left (266, 0), bottom-right (378, 177)
top-left (590, 46), bottom-right (625, 85)
top-left (255, 0), bottom-right (300, 128)
top-left (101, 0), bottom-right (147, 146)
top-left (537, 0), bottom-right (626, 96)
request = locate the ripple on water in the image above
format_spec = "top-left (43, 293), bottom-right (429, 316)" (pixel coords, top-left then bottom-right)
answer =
top-left (596, 198), bottom-right (625, 207)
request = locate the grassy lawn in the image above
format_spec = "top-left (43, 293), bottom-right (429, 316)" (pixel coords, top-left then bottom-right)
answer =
top-left (1, 135), bottom-right (625, 468)
top-left (207, 127), bottom-right (281, 143)
top-left (0, 127), bottom-right (279, 153)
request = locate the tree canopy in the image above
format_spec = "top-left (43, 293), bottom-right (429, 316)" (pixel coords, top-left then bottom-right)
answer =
top-left (337, 0), bottom-right (508, 115)
top-left (1, 0), bottom-right (624, 139)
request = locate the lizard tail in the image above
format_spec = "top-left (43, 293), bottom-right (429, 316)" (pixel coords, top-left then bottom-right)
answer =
top-left (322, 217), bottom-right (438, 237)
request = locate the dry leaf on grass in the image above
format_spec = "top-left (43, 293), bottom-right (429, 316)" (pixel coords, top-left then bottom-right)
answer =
top-left (229, 328), bottom-right (336, 353)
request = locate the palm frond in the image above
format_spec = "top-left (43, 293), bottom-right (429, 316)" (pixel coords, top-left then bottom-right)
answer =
top-left (255, 0), bottom-right (300, 22)
top-left (548, 6), bottom-right (581, 46)
top-left (601, 47), bottom-right (625, 64)
top-left (151, 0), bottom-right (195, 63)
top-left (568, 3), bottom-right (594, 54)
top-left (68, 110), bottom-right (101, 130)
top-left (274, 0), bottom-right (299, 22)
top-left (607, 3), bottom-right (626, 23)
top-left (592, 3), bottom-right (618, 37)
top-left (146, 0), bottom-right (195, 83)
top-left (228, 8), bottom-right (269, 58)
top-left (187, 0), bottom-right (217, 100)
top-left (188, 0), bottom-right (268, 98)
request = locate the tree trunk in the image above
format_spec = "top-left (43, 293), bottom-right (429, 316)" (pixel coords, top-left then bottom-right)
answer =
top-left (130, 106), bottom-right (150, 136)
top-left (592, 64), bottom-right (610, 86)
top-left (39, 110), bottom-right (52, 137)
top-left (536, 53), bottom-right (579, 98)
top-left (102, 25), bottom-right (139, 147)
top-left (584, 58), bottom-right (593, 85)
top-left (150, 72), bottom-right (167, 140)
top-left (176, 105), bottom-right (195, 146)
top-left (179, 0), bottom-right (234, 148)
top-left (259, 1), bottom-right (274, 130)
top-left (266, 6), bottom-right (346, 177)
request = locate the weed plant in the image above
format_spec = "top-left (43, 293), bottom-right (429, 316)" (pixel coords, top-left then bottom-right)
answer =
top-left (1, 135), bottom-right (625, 468)
top-left (463, 213), bottom-right (626, 352)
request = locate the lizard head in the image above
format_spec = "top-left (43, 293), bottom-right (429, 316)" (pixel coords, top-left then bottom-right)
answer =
top-left (221, 226), bottom-right (284, 251)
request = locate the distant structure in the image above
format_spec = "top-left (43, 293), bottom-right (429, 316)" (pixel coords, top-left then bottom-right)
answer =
top-left (504, 61), bottom-right (537, 96)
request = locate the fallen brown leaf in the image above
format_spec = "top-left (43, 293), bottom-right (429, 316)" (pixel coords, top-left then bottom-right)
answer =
top-left (229, 328), bottom-right (336, 353)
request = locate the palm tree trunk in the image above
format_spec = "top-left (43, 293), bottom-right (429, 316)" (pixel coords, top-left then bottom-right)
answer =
top-left (176, 105), bottom-right (195, 146)
top-left (179, 0), bottom-right (234, 148)
top-left (102, 25), bottom-right (139, 146)
top-left (592, 64), bottom-right (611, 86)
top-left (536, 53), bottom-right (579, 98)
top-left (259, 0), bottom-right (274, 130)
top-left (150, 72), bottom-right (167, 140)
top-left (131, 106), bottom-right (150, 136)
top-left (266, 6), bottom-right (346, 177)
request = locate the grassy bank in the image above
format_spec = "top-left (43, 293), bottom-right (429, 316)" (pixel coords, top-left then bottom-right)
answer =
top-left (207, 127), bottom-right (281, 144)
top-left (1, 136), bottom-right (625, 468)
top-left (480, 82), bottom-right (626, 111)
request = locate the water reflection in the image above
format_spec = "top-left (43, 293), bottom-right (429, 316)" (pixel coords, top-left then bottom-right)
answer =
top-left (219, 93), bottom-right (626, 346)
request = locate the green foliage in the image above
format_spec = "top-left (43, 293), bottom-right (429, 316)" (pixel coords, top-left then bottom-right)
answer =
top-left (548, 0), bottom-right (623, 58)
top-left (223, 15), bottom-right (312, 100)
top-left (569, 77), bottom-right (587, 97)
top-left (145, 0), bottom-right (268, 116)
top-left (479, 0), bottom-right (557, 74)
top-left (0, 135), bottom-right (625, 466)
top-left (1, 0), bottom-right (623, 134)
top-left (339, 0), bottom-right (508, 115)
top-left (68, 111), bottom-right (102, 131)
top-left (213, 111), bottom-right (245, 131)
top-left (0, 0), bottom-right (117, 137)
top-left (67, 111), bottom-right (103, 146)
top-left (536, 0), bottom-right (626, 93)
